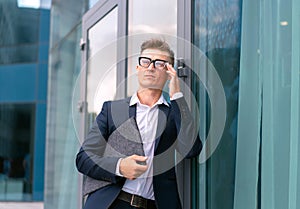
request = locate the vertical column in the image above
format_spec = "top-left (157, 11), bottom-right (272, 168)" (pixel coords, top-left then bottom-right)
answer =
top-left (288, 0), bottom-right (300, 208)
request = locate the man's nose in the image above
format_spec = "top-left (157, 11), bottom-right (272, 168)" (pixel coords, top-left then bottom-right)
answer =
top-left (147, 62), bottom-right (155, 70)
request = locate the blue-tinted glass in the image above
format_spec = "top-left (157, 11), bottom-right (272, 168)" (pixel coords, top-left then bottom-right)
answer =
top-left (0, 103), bottom-right (35, 201)
top-left (89, 0), bottom-right (99, 8)
top-left (44, 0), bottom-right (86, 207)
top-left (0, 1), bottom-right (39, 46)
top-left (0, 45), bottom-right (38, 65)
top-left (192, 0), bottom-right (242, 209)
top-left (0, 0), bottom-right (40, 64)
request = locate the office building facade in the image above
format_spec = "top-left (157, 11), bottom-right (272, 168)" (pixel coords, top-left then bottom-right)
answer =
top-left (0, 0), bottom-right (50, 204)
top-left (1, 0), bottom-right (299, 209)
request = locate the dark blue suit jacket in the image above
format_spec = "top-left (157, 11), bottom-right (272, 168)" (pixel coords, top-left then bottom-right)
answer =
top-left (76, 96), bottom-right (202, 209)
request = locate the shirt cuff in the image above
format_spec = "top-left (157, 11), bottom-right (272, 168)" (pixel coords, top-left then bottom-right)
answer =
top-left (171, 92), bottom-right (183, 100)
top-left (115, 158), bottom-right (124, 177)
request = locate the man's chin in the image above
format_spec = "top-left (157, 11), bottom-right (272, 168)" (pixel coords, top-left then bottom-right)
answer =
top-left (139, 85), bottom-right (164, 91)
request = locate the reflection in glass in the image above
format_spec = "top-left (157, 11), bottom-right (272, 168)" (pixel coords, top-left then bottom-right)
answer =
top-left (0, 0), bottom-right (40, 64)
top-left (45, 4), bottom-right (84, 208)
top-left (192, 0), bottom-right (242, 209)
top-left (89, 0), bottom-right (99, 8)
top-left (0, 45), bottom-right (38, 65)
top-left (87, 7), bottom-right (118, 115)
top-left (127, 0), bottom-right (177, 96)
top-left (0, 103), bottom-right (35, 201)
top-left (18, 0), bottom-right (40, 9)
top-left (234, 0), bottom-right (300, 208)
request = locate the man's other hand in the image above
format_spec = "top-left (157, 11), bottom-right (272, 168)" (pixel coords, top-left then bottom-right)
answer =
top-left (119, 155), bottom-right (148, 180)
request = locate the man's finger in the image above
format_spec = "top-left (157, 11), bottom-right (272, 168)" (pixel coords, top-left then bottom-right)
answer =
top-left (131, 155), bottom-right (147, 162)
top-left (166, 63), bottom-right (176, 73)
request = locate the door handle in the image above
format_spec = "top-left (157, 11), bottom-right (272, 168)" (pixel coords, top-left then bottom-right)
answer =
top-left (177, 58), bottom-right (189, 78)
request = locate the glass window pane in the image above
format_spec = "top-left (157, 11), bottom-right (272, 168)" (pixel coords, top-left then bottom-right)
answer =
top-left (192, 0), bottom-right (242, 209)
top-left (0, 103), bottom-right (35, 201)
top-left (0, 45), bottom-right (38, 65)
top-left (127, 0), bottom-right (177, 96)
top-left (0, 0), bottom-right (40, 64)
top-left (89, 0), bottom-right (99, 8)
top-left (87, 7), bottom-right (118, 115)
top-left (0, 4), bottom-right (40, 46)
top-left (235, 0), bottom-right (300, 208)
top-left (44, 25), bottom-right (82, 209)
top-left (44, 0), bottom-right (87, 207)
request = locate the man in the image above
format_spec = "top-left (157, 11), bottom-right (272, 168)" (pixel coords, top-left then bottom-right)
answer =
top-left (76, 38), bottom-right (202, 209)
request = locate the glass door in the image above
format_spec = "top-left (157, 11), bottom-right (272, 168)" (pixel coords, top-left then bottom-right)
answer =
top-left (81, 0), bottom-right (127, 125)
top-left (86, 7), bottom-right (118, 119)
top-left (79, 0), bottom-right (127, 208)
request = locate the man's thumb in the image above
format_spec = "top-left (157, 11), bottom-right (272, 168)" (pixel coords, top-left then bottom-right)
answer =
top-left (132, 155), bottom-right (147, 162)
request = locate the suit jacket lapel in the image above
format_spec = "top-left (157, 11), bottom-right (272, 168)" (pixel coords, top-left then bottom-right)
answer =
top-left (110, 97), bottom-right (133, 128)
top-left (125, 96), bottom-right (169, 151)
top-left (129, 104), bottom-right (136, 118)
top-left (154, 104), bottom-right (170, 151)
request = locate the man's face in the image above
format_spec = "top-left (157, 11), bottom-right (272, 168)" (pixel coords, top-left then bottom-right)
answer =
top-left (136, 48), bottom-right (171, 91)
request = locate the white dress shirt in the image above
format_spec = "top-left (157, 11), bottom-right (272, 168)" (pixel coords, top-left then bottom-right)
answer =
top-left (116, 92), bottom-right (183, 200)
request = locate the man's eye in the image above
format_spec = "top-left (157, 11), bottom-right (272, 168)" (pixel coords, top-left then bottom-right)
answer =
top-left (141, 60), bottom-right (150, 65)
top-left (155, 61), bottom-right (165, 67)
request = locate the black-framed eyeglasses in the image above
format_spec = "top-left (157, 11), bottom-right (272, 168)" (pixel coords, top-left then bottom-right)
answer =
top-left (138, 57), bottom-right (168, 70)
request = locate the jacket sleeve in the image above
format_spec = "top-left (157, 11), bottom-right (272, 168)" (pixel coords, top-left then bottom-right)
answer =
top-left (171, 97), bottom-right (202, 158)
top-left (75, 101), bottom-right (122, 184)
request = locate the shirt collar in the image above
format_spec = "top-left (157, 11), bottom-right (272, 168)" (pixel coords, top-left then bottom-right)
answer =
top-left (130, 92), bottom-right (169, 107)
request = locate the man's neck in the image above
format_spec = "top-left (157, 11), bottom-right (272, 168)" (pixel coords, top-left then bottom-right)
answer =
top-left (137, 88), bottom-right (162, 107)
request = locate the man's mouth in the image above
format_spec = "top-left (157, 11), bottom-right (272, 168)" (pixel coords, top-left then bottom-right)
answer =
top-left (144, 74), bottom-right (155, 78)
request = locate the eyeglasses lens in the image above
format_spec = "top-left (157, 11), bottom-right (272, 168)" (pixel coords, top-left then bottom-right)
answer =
top-left (139, 57), bottom-right (167, 70)
top-left (154, 61), bottom-right (165, 69)
top-left (140, 58), bottom-right (151, 67)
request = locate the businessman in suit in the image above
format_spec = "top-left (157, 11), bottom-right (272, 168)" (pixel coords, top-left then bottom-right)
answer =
top-left (76, 38), bottom-right (202, 209)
